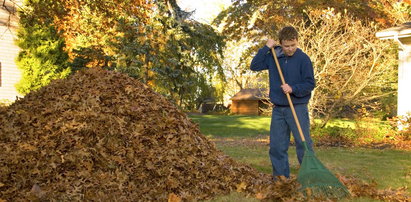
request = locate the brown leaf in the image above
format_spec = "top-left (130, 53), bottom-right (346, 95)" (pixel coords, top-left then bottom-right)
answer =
top-left (256, 192), bottom-right (267, 200)
top-left (168, 193), bottom-right (181, 202)
top-left (236, 182), bottom-right (247, 192)
top-left (30, 184), bottom-right (45, 198)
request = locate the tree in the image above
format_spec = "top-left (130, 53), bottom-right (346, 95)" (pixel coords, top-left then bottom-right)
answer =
top-left (215, 1), bottom-right (402, 120)
top-left (219, 38), bottom-right (264, 100)
top-left (110, 1), bottom-right (225, 109)
top-left (295, 9), bottom-right (397, 124)
top-left (15, 15), bottom-right (70, 95)
top-left (214, 0), bottom-right (411, 41)
top-left (16, 0), bottom-right (225, 109)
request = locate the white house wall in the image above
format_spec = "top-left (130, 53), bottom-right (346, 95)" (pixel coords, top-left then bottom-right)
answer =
top-left (397, 46), bottom-right (411, 116)
top-left (376, 22), bottom-right (411, 118)
top-left (0, 0), bottom-right (22, 102)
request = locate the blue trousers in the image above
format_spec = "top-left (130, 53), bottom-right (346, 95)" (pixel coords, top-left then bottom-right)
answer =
top-left (269, 104), bottom-right (313, 178)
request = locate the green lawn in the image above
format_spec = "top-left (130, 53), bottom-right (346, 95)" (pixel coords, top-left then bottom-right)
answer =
top-left (190, 114), bottom-right (392, 139)
top-left (218, 144), bottom-right (411, 191)
top-left (189, 114), bottom-right (411, 201)
top-left (190, 115), bottom-right (271, 138)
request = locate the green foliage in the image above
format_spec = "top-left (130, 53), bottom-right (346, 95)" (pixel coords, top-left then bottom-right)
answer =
top-left (110, 2), bottom-right (225, 109)
top-left (16, 0), bottom-right (407, 114)
top-left (153, 66), bottom-right (216, 110)
top-left (311, 126), bottom-right (357, 145)
top-left (15, 21), bottom-right (70, 95)
top-left (311, 117), bottom-right (397, 146)
top-left (16, 0), bottom-right (225, 109)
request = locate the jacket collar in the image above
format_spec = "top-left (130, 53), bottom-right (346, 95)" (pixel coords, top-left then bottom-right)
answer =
top-left (273, 46), bottom-right (301, 58)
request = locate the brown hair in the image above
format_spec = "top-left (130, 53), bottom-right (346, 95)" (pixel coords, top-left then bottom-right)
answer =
top-left (279, 26), bottom-right (298, 42)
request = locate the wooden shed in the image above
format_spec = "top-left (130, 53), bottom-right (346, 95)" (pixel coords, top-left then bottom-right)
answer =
top-left (230, 88), bottom-right (268, 115)
top-left (0, 0), bottom-right (22, 102)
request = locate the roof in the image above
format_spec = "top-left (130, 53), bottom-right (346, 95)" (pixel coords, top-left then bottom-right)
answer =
top-left (376, 22), bottom-right (411, 39)
top-left (230, 88), bottom-right (267, 101)
top-left (0, 0), bottom-right (21, 30)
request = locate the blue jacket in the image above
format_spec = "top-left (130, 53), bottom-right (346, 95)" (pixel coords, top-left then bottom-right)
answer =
top-left (250, 45), bottom-right (315, 106)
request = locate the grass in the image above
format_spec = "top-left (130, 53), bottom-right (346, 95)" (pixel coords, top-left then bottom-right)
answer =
top-left (190, 115), bottom-right (271, 138)
top-left (319, 148), bottom-right (411, 190)
top-left (191, 114), bottom-right (397, 145)
top-left (217, 144), bottom-right (411, 191)
top-left (189, 114), bottom-right (411, 201)
top-left (190, 115), bottom-right (392, 137)
top-left (216, 144), bottom-right (297, 176)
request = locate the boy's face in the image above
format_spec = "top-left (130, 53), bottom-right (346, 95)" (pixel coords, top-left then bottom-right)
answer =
top-left (280, 39), bottom-right (298, 56)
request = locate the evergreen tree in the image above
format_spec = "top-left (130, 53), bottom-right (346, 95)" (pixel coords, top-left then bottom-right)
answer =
top-left (15, 15), bottom-right (71, 95)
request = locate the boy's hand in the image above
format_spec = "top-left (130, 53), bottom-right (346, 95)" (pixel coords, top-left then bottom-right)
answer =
top-left (281, 84), bottom-right (293, 94)
top-left (266, 38), bottom-right (276, 49)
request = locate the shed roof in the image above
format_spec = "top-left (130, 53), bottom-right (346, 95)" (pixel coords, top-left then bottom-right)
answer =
top-left (230, 88), bottom-right (267, 101)
top-left (376, 22), bottom-right (411, 39)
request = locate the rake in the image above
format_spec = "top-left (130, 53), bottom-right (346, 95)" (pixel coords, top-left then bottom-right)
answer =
top-left (270, 47), bottom-right (350, 199)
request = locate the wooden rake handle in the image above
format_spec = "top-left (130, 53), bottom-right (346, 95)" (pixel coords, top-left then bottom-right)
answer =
top-left (270, 47), bottom-right (306, 142)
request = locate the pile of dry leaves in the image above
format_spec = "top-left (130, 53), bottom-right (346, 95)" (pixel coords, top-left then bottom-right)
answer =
top-left (0, 68), bottom-right (409, 201)
top-left (0, 68), bottom-right (296, 201)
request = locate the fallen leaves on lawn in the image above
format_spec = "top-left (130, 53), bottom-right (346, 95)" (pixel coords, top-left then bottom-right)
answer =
top-left (0, 68), bottom-right (409, 201)
top-left (340, 175), bottom-right (410, 202)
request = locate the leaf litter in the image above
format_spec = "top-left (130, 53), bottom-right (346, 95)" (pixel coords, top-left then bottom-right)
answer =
top-left (0, 68), bottom-right (409, 201)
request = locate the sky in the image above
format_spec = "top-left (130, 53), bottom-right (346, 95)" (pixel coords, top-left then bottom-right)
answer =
top-left (177, 0), bottom-right (232, 24)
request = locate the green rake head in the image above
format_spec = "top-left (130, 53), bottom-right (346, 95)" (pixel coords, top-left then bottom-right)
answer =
top-left (297, 145), bottom-right (350, 199)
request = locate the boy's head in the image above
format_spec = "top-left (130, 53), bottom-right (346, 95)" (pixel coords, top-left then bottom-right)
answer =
top-left (279, 26), bottom-right (299, 56)
top-left (279, 26), bottom-right (298, 42)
